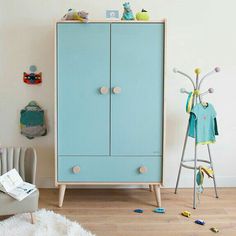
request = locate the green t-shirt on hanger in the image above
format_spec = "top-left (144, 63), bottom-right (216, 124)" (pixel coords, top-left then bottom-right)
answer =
top-left (188, 103), bottom-right (218, 145)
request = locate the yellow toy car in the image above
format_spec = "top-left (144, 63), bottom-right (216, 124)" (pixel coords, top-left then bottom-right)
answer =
top-left (182, 210), bottom-right (191, 217)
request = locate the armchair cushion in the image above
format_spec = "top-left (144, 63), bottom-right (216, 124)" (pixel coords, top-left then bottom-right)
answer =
top-left (0, 190), bottom-right (39, 215)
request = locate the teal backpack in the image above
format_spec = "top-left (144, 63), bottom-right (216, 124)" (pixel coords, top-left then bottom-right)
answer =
top-left (20, 101), bottom-right (47, 139)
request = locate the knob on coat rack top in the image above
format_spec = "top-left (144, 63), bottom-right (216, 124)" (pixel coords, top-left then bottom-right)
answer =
top-left (208, 88), bottom-right (214, 93)
top-left (194, 68), bottom-right (201, 75)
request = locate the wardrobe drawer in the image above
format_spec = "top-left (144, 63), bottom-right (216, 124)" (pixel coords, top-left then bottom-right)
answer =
top-left (58, 156), bottom-right (162, 182)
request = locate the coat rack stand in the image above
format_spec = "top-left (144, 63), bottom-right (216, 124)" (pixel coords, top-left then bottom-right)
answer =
top-left (173, 67), bottom-right (220, 209)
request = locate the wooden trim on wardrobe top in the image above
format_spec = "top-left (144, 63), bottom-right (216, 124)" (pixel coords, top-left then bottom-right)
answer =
top-left (56, 19), bottom-right (166, 23)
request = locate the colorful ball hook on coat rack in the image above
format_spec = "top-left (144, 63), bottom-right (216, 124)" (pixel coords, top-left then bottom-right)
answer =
top-left (23, 65), bottom-right (42, 84)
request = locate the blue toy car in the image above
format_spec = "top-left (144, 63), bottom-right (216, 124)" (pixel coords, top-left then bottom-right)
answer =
top-left (153, 208), bottom-right (165, 213)
top-left (134, 209), bottom-right (143, 213)
top-left (195, 219), bottom-right (205, 225)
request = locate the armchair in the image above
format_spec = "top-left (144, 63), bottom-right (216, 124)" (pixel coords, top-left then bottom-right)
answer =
top-left (0, 147), bottom-right (39, 223)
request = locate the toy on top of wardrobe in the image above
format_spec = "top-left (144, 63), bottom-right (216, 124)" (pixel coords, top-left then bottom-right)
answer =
top-left (121, 2), bottom-right (135, 20)
top-left (136, 9), bottom-right (150, 21)
top-left (62, 8), bottom-right (89, 22)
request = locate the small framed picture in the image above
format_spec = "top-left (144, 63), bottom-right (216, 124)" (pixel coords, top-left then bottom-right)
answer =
top-left (106, 10), bottom-right (119, 20)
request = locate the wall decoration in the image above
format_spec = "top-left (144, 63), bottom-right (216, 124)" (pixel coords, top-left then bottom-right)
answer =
top-left (23, 65), bottom-right (42, 84)
top-left (20, 101), bottom-right (47, 139)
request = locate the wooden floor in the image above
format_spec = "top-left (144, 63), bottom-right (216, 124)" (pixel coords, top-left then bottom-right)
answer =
top-left (38, 188), bottom-right (236, 236)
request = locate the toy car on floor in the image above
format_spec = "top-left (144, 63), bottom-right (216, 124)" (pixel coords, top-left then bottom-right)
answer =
top-left (195, 219), bottom-right (205, 225)
top-left (210, 227), bottom-right (219, 233)
top-left (153, 208), bottom-right (165, 213)
top-left (181, 211), bottom-right (191, 217)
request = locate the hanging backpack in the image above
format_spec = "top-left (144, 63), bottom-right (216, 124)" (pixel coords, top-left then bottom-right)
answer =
top-left (20, 101), bottom-right (47, 139)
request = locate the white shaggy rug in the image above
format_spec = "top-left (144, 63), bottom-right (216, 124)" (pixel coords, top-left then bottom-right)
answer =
top-left (0, 209), bottom-right (95, 236)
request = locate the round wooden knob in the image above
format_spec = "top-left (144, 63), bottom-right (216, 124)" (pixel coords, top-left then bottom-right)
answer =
top-left (100, 87), bottom-right (109, 94)
top-left (112, 87), bottom-right (122, 94)
top-left (139, 166), bottom-right (148, 174)
top-left (72, 166), bottom-right (81, 174)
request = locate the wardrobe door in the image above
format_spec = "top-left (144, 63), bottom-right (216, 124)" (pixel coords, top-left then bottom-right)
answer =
top-left (57, 23), bottom-right (110, 155)
top-left (111, 23), bottom-right (164, 156)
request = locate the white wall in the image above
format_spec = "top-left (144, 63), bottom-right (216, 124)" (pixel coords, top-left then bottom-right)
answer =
top-left (0, 0), bottom-right (235, 188)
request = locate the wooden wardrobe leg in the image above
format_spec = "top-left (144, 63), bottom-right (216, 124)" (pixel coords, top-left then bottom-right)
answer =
top-left (149, 185), bottom-right (154, 192)
top-left (30, 212), bottom-right (36, 224)
top-left (154, 184), bottom-right (162, 207)
top-left (59, 184), bottom-right (66, 208)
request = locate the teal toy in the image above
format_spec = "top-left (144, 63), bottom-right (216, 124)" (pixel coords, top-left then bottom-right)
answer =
top-left (153, 207), bottom-right (165, 213)
top-left (121, 2), bottom-right (135, 20)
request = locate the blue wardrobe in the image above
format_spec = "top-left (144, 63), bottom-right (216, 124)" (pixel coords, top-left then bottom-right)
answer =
top-left (56, 21), bottom-right (166, 207)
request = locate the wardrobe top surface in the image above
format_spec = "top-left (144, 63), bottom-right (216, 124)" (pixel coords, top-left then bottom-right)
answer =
top-left (57, 19), bottom-right (166, 24)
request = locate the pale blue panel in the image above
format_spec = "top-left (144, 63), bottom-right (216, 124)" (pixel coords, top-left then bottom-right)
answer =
top-left (58, 156), bottom-right (162, 182)
top-left (57, 23), bottom-right (110, 155)
top-left (111, 23), bottom-right (164, 156)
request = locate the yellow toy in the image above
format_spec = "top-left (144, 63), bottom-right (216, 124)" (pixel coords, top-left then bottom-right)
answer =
top-left (182, 211), bottom-right (191, 217)
top-left (136, 9), bottom-right (150, 21)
